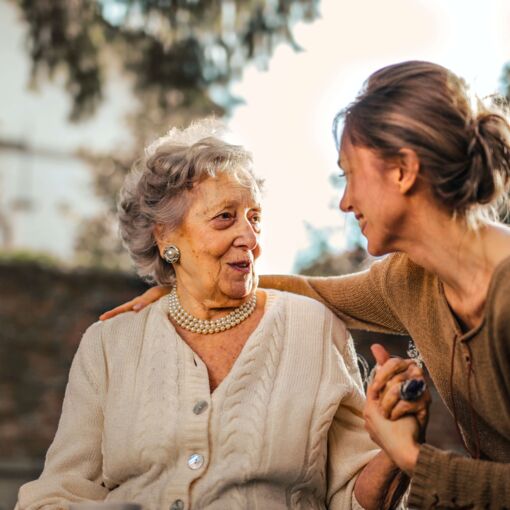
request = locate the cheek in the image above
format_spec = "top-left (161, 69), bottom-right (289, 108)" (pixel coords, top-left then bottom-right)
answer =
top-left (192, 234), bottom-right (235, 265)
top-left (361, 178), bottom-right (390, 214)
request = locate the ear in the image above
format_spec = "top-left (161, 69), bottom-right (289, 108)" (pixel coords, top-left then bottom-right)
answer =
top-left (153, 224), bottom-right (172, 256)
top-left (396, 148), bottom-right (420, 194)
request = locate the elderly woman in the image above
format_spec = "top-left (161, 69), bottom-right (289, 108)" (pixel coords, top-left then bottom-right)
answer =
top-left (17, 121), bottom-right (413, 510)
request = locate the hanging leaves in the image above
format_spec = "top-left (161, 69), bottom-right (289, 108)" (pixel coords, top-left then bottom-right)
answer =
top-left (14, 0), bottom-right (320, 120)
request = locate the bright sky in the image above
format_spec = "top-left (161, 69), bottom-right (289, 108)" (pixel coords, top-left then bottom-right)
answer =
top-left (1, 0), bottom-right (509, 273)
top-left (229, 0), bottom-right (510, 274)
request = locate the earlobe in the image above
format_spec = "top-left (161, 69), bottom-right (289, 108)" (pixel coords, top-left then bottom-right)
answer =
top-left (397, 148), bottom-right (420, 194)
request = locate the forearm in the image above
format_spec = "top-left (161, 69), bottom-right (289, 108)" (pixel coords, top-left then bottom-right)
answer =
top-left (260, 258), bottom-right (407, 336)
top-left (409, 444), bottom-right (510, 508)
top-left (354, 451), bottom-right (409, 510)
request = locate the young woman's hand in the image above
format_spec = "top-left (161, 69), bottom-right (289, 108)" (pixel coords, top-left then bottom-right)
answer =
top-left (363, 344), bottom-right (431, 476)
top-left (99, 286), bottom-right (171, 320)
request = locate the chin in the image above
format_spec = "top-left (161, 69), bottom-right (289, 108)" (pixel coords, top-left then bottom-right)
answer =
top-left (366, 239), bottom-right (389, 257)
top-left (366, 245), bottom-right (383, 257)
top-left (225, 275), bottom-right (257, 300)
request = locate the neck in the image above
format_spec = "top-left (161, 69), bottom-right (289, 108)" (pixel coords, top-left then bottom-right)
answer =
top-left (173, 280), bottom-right (255, 321)
top-left (392, 209), bottom-right (510, 304)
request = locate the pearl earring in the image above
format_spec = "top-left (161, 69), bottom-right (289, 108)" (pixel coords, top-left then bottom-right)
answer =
top-left (163, 245), bottom-right (180, 264)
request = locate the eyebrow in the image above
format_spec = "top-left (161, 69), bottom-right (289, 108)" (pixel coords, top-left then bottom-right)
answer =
top-left (206, 199), bottom-right (261, 215)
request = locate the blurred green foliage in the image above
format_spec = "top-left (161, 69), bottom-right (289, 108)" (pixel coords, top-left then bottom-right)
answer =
top-left (0, 249), bottom-right (62, 268)
top-left (15, 0), bottom-right (320, 122)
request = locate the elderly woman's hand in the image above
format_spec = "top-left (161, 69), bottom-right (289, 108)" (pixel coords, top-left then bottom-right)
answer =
top-left (99, 285), bottom-right (171, 320)
top-left (363, 344), bottom-right (431, 476)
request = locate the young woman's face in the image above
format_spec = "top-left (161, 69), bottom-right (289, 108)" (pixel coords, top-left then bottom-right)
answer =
top-left (338, 137), bottom-right (406, 256)
top-left (159, 171), bottom-right (262, 302)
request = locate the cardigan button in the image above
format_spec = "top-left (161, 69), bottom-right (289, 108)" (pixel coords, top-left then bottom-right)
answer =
top-left (193, 400), bottom-right (208, 415)
top-left (187, 453), bottom-right (204, 470)
top-left (170, 500), bottom-right (184, 510)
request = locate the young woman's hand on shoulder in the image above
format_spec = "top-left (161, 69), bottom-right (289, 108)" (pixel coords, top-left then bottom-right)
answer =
top-left (99, 285), bottom-right (171, 320)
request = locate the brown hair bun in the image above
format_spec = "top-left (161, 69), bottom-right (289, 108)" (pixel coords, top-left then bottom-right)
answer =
top-left (335, 61), bottom-right (510, 221)
top-left (464, 112), bottom-right (510, 207)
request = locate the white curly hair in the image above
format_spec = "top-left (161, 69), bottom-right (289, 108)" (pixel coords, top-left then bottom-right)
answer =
top-left (118, 118), bottom-right (262, 285)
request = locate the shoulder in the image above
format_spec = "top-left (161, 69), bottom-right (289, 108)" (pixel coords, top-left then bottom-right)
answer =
top-left (271, 288), bottom-right (343, 320)
top-left (275, 288), bottom-right (329, 311)
top-left (488, 255), bottom-right (510, 334)
top-left (99, 302), bottom-right (153, 340)
top-left (88, 295), bottom-right (172, 355)
top-left (491, 255), bottom-right (510, 297)
top-left (273, 292), bottom-right (362, 387)
top-left (379, 252), bottom-right (431, 288)
top-left (269, 289), bottom-right (349, 340)
top-left (376, 252), bottom-right (438, 311)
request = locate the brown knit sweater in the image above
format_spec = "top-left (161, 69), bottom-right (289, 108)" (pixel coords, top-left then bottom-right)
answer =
top-left (260, 252), bottom-right (510, 509)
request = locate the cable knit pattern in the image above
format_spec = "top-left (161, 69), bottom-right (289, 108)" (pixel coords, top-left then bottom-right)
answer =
top-left (197, 300), bottom-right (285, 508)
top-left (16, 290), bottom-right (379, 510)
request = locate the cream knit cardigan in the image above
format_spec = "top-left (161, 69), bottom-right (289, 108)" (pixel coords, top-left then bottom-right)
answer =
top-left (17, 290), bottom-right (379, 510)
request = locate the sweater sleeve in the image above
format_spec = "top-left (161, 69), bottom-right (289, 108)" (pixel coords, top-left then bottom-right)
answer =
top-left (408, 444), bottom-right (510, 508)
top-left (325, 320), bottom-right (381, 509)
top-left (259, 254), bottom-right (407, 335)
top-left (16, 322), bottom-right (109, 509)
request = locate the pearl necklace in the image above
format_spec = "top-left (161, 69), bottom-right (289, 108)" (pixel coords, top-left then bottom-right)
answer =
top-left (168, 287), bottom-right (257, 334)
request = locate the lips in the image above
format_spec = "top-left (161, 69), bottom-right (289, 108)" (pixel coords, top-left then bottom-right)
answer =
top-left (355, 214), bottom-right (366, 233)
top-left (228, 260), bottom-right (252, 274)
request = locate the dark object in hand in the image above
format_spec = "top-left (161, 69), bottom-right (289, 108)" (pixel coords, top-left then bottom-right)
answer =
top-left (400, 379), bottom-right (426, 401)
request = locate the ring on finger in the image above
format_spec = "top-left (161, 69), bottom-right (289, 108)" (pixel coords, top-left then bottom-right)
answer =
top-left (400, 379), bottom-right (427, 401)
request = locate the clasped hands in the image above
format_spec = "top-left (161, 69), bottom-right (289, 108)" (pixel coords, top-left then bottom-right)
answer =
top-left (364, 343), bottom-right (431, 477)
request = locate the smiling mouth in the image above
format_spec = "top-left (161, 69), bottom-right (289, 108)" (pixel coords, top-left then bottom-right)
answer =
top-left (354, 215), bottom-right (367, 234)
top-left (228, 261), bottom-right (252, 273)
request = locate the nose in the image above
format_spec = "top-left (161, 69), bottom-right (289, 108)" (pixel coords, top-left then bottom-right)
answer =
top-left (233, 217), bottom-right (259, 251)
top-left (339, 186), bottom-right (352, 213)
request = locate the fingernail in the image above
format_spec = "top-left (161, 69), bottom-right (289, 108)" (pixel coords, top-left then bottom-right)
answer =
top-left (133, 303), bottom-right (143, 311)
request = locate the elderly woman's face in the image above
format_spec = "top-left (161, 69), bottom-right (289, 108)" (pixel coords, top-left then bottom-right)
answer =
top-left (162, 171), bottom-right (261, 302)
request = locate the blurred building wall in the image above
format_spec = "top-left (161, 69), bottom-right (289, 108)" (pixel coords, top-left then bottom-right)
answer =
top-left (0, 1), bottom-right (133, 263)
top-left (0, 141), bottom-right (102, 259)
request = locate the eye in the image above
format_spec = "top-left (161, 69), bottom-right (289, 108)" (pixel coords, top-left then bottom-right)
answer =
top-left (211, 211), bottom-right (235, 229)
top-left (338, 169), bottom-right (352, 184)
top-left (249, 213), bottom-right (262, 233)
top-left (249, 210), bottom-right (262, 224)
top-left (216, 211), bottom-right (234, 220)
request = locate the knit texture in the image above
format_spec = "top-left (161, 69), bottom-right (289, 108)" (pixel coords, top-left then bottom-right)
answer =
top-left (261, 253), bottom-right (510, 508)
top-left (17, 290), bottom-right (379, 510)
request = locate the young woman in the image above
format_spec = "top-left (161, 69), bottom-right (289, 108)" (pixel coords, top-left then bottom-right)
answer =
top-left (103, 61), bottom-right (510, 508)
